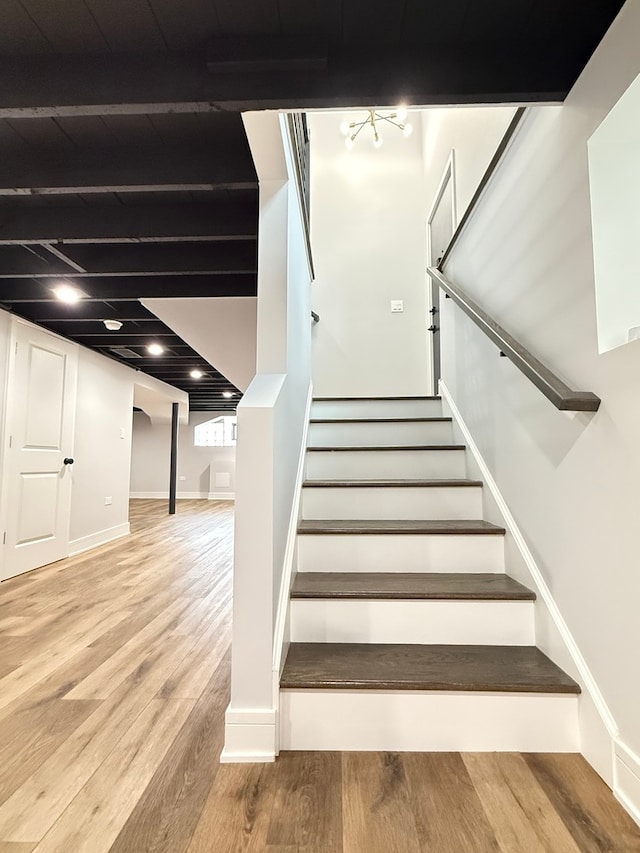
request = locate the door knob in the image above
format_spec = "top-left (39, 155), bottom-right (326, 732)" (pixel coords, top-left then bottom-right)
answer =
top-left (63, 457), bottom-right (75, 465)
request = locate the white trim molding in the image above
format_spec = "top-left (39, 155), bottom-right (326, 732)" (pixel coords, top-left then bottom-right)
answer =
top-left (439, 380), bottom-right (620, 785)
top-left (614, 740), bottom-right (640, 826)
top-left (68, 522), bottom-right (130, 556)
top-left (220, 708), bottom-right (277, 764)
top-left (130, 491), bottom-right (234, 501)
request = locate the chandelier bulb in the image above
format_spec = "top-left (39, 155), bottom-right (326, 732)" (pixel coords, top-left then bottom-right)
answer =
top-left (339, 120), bottom-right (350, 136)
top-left (345, 136), bottom-right (355, 150)
top-left (403, 122), bottom-right (414, 138)
top-left (396, 106), bottom-right (409, 122)
top-left (373, 134), bottom-right (383, 149)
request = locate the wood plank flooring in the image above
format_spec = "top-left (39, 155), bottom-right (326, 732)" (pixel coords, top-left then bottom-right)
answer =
top-left (0, 498), bottom-right (638, 851)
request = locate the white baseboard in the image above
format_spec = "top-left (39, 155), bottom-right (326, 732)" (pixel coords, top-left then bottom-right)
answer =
top-left (220, 707), bottom-right (277, 763)
top-left (130, 491), bottom-right (234, 501)
top-left (68, 522), bottom-right (130, 556)
top-left (439, 381), bottom-right (618, 786)
top-left (615, 740), bottom-right (640, 826)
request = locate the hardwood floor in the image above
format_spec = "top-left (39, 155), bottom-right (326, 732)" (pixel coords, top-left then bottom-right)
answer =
top-left (0, 499), bottom-right (638, 852)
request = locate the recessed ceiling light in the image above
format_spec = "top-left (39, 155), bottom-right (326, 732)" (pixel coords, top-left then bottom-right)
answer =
top-left (190, 369), bottom-right (204, 379)
top-left (147, 343), bottom-right (164, 356)
top-left (103, 319), bottom-right (123, 331)
top-left (222, 391), bottom-right (234, 398)
top-left (52, 283), bottom-right (84, 304)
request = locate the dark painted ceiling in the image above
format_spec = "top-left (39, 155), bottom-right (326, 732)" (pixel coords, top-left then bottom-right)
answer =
top-left (0, 0), bottom-right (625, 410)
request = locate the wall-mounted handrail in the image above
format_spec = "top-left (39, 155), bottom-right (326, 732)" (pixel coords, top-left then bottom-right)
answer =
top-left (285, 112), bottom-right (315, 280)
top-left (428, 266), bottom-right (601, 412)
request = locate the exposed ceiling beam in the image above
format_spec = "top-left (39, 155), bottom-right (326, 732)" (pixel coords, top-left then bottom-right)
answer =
top-left (0, 203), bottom-right (257, 245)
top-left (82, 335), bottom-right (195, 346)
top-left (39, 243), bottom-right (87, 272)
top-left (0, 46), bottom-right (574, 119)
top-left (18, 302), bottom-right (157, 321)
top-left (0, 148), bottom-right (256, 195)
top-left (0, 243), bottom-right (257, 277)
top-left (45, 320), bottom-right (172, 336)
top-left (0, 273), bottom-right (256, 300)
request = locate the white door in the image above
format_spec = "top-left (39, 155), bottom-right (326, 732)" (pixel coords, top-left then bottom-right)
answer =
top-left (1, 320), bottom-right (78, 580)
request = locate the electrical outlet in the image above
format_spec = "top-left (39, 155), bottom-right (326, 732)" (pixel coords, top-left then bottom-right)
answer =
top-left (104, 496), bottom-right (112, 506)
top-left (179, 475), bottom-right (186, 481)
top-left (391, 300), bottom-right (404, 313)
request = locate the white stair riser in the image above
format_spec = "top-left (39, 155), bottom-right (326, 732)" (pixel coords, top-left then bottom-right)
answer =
top-left (301, 486), bottom-right (483, 521)
top-left (311, 400), bottom-right (443, 419)
top-left (290, 599), bottom-right (535, 644)
top-left (279, 691), bottom-right (579, 752)
top-left (296, 533), bottom-right (505, 573)
top-left (305, 449), bottom-right (466, 480)
top-left (309, 420), bottom-right (452, 447)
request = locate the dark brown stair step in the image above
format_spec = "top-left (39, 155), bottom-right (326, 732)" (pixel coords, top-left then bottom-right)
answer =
top-left (291, 572), bottom-right (535, 601)
top-left (313, 396), bottom-right (441, 401)
top-left (298, 519), bottom-right (505, 535)
top-left (309, 417), bottom-right (451, 423)
top-left (306, 445), bottom-right (465, 452)
top-left (281, 643), bottom-right (580, 694)
top-left (302, 479), bottom-right (482, 488)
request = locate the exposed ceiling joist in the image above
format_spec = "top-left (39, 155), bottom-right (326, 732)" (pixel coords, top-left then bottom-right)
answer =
top-left (0, 203), bottom-right (257, 245)
top-left (0, 242), bottom-right (256, 278)
top-left (0, 148), bottom-right (257, 195)
top-left (0, 46), bottom-right (578, 119)
top-left (0, 273), bottom-right (257, 301)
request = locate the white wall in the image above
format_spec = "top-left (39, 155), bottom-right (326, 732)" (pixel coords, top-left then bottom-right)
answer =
top-left (587, 70), bottom-right (640, 353)
top-left (0, 306), bottom-right (188, 561)
top-left (130, 409), bottom-right (236, 498)
top-left (69, 348), bottom-right (134, 550)
top-left (309, 112), bottom-right (430, 397)
top-left (421, 107), bottom-right (517, 223)
top-left (0, 310), bottom-right (10, 458)
top-left (438, 0), bottom-right (640, 812)
top-left (224, 112), bottom-right (312, 762)
top-left (141, 296), bottom-right (258, 392)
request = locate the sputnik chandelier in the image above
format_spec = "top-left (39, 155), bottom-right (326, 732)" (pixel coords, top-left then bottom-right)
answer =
top-left (340, 107), bottom-right (413, 150)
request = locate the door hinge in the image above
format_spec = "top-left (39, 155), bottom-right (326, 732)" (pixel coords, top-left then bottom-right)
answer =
top-left (15, 341), bottom-right (18, 355)
top-left (8, 435), bottom-right (12, 448)
top-left (2, 532), bottom-right (6, 545)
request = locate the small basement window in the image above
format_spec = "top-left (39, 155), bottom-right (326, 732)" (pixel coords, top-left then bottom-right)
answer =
top-left (194, 416), bottom-right (237, 447)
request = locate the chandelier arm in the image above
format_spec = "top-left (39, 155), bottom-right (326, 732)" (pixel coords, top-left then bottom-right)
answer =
top-left (378, 116), bottom-right (404, 130)
top-left (351, 122), bottom-right (368, 140)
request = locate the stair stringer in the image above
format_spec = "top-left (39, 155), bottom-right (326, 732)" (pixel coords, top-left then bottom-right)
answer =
top-left (439, 380), bottom-right (617, 786)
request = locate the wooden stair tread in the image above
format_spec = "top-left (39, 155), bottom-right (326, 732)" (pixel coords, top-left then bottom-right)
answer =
top-left (306, 445), bottom-right (465, 452)
top-left (291, 572), bottom-right (535, 600)
top-left (298, 519), bottom-right (506, 535)
top-left (310, 417), bottom-right (451, 423)
top-left (313, 396), bottom-right (441, 401)
top-left (302, 479), bottom-right (482, 488)
top-left (281, 643), bottom-right (580, 694)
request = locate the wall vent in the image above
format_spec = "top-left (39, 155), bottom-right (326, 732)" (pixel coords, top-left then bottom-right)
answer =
top-left (109, 346), bottom-right (142, 359)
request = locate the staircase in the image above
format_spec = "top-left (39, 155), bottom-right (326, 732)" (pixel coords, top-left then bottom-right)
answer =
top-left (279, 395), bottom-right (580, 752)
